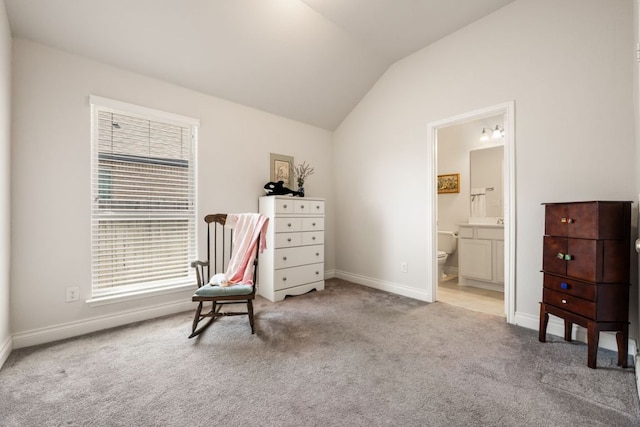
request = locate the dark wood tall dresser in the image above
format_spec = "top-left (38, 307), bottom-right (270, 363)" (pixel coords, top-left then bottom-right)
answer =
top-left (538, 201), bottom-right (632, 369)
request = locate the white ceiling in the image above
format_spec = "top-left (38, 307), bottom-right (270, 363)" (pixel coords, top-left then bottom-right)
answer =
top-left (4, 0), bottom-right (515, 130)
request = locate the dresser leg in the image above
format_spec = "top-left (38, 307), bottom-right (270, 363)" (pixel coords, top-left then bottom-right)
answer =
top-left (563, 320), bottom-right (573, 342)
top-left (616, 324), bottom-right (628, 368)
top-left (587, 322), bottom-right (599, 369)
top-left (538, 303), bottom-right (549, 342)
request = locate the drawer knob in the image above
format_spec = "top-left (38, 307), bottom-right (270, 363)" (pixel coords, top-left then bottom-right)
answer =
top-left (312, 236), bottom-right (316, 240)
top-left (283, 204), bottom-right (288, 209)
top-left (560, 282), bottom-right (569, 290)
top-left (312, 222), bottom-right (316, 226)
top-left (287, 223), bottom-right (292, 227)
top-left (557, 252), bottom-right (573, 261)
top-left (561, 299), bottom-right (567, 304)
top-left (560, 217), bottom-right (574, 224)
top-left (282, 277), bottom-right (287, 282)
top-left (316, 253), bottom-right (320, 256)
top-left (315, 271), bottom-right (320, 275)
top-left (287, 238), bottom-right (291, 242)
top-left (283, 256), bottom-right (287, 261)
top-left (316, 205), bottom-right (320, 209)
top-left (301, 205), bottom-right (305, 209)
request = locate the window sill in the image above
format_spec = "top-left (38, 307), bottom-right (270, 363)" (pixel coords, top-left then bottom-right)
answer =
top-left (86, 282), bottom-right (195, 307)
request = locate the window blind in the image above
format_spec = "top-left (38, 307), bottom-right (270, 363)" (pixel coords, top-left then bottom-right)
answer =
top-left (91, 105), bottom-right (197, 296)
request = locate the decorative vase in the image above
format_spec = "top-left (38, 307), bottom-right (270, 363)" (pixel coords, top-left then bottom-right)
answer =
top-left (297, 183), bottom-right (304, 197)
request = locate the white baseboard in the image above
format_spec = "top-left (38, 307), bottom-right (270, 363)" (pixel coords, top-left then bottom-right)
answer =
top-left (515, 311), bottom-right (638, 356)
top-left (636, 354), bottom-right (640, 399)
top-left (324, 269), bottom-right (337, 279)
top-left (0, 334), bottom-right (12, 369)
top-left (334, 270), bottom-right (430, 301)
top-left (12, 299), bottom-right (194, 349)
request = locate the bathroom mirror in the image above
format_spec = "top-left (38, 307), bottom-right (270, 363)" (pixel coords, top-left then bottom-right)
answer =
top-left (470, 146), bottom-right (503, 219)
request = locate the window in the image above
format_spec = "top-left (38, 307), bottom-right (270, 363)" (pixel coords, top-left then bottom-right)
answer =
top-left (90, 96), bottom-right (198, 299)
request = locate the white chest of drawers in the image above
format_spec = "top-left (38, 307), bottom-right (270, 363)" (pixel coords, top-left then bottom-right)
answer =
top-left (258, 196), bottom-right (325, 302)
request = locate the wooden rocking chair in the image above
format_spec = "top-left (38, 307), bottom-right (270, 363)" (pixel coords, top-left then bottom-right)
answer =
top-left (189, 213), bottom-right (263, 338)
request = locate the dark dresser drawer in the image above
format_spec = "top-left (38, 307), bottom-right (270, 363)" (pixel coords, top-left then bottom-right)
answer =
top-left (545, 202), bottom-right (626, 239)
top-left (543, 288), bottom-right (595, 319)
top-left (542, 236), bottom-right (599, 282)
top-left (542, 236), bottom-right (628, 283)
top-left (543, 273), bottom-right (596, 301)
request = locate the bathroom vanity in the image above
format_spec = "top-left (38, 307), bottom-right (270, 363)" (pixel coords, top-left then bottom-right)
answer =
top-left (458, 223), bottom-right (504, 291)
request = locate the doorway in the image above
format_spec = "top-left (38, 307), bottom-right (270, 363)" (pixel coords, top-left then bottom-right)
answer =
top-left (426, 102), bottom-right (515, 323)
top-left (437, 117), bottom-right (505, 316)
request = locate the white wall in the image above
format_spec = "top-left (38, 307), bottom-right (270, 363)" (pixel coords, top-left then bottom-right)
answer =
top-left (0, 0), bottom-right (11, 366)
top-left (635, 0), bottom-right (640, 367)
top-left (334, 0), bottom-right (637, 339)
top-left (10, 39), bottom-right (334, 346)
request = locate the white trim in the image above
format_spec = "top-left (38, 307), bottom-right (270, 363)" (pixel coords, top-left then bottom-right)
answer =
top-left (86, 282), bottom-right (194, 307)
top-left (515, 311), bottom-right (638, 357)
top-left (89, 99), bottom-right (198, 300)
top-left (324, 269), bottom-right (337, 279)
top-left (89, 95), bottom-right (200, 127)
top-left (12, 299), bottom-right (194, 349)
top-left (636, 354), bottom-right (640, 400)
top-left (335, 270), bottom-right (430, 301)
top-left (0, 335), bottom-right (12, 369)
top-left (426, 101), bottom-right (516, 324)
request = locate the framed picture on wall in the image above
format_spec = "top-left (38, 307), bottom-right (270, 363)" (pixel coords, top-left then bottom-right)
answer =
top-left (437, 173), bottom-right (460, 194)
top-left (270, 153), bottom-right (294, 188)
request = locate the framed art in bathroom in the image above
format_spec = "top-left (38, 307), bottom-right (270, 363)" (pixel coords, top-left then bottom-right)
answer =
top-left (437, 173), bottom-right (460, 194)
top-left (270, 153), bottom-right (294, 188)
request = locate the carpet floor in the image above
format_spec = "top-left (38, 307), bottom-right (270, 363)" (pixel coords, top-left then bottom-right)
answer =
top-left (1, 279), bottom-right (639, 426)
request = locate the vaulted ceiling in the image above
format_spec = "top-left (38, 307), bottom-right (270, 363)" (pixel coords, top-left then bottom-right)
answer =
top-left (5, 0), bottom-right (515, 130)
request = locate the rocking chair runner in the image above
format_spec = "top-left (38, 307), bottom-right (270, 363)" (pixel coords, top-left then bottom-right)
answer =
top-left (189, 213), bottom-right (266, 338)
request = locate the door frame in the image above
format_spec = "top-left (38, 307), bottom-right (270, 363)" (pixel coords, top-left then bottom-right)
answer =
top-left (426, 101), bottom-right (515, 323)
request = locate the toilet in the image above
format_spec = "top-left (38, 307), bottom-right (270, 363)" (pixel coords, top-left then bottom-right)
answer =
top-left (437, 230), bottom-right (458, 281)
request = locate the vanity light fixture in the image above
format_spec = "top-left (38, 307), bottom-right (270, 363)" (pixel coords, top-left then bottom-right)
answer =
top-left (479, 125), bottom-right (504, 141)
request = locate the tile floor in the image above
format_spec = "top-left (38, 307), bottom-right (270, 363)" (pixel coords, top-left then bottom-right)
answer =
top-left (437, 275), bottom-right (505, 317)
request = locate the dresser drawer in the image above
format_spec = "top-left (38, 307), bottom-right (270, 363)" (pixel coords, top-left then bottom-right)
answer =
top-left (542, 236), bottom-right (628, 283)
top-left (302, 231), bottom-right (324, 245)
top-left (302, 217), bottom-right (324, 231)
top-left (275, 218), bottom-right (302, 233)
top-left (274, 263), bottom-right (324, 290)
top-left (274, 232), bottom-right (302, 248)
top-left (543, 236), bottom-right (599, 282)
top-left (543, 273), bottom-right (596, 301)
top-left (275, 199), bottom-right (295, 214)
top-left (274, 245), bottom-right (324, 269)
top-left (543, 288), bottom-right (595, 319)
top-left (294, 200), bottom-right (325, 214)
top-left (544, 202), bottom-right (627, 239)
top-left (274, 231), bottom-right (324, 247)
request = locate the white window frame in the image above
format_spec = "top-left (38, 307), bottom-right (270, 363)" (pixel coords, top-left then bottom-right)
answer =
top-left (88, 95), bottom-right (199, 306)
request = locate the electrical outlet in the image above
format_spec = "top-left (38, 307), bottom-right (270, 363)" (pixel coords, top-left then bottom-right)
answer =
top-left (401, 262), bottom-right (408, 273)
top-left (66, 286), bottom-right (80, 302)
